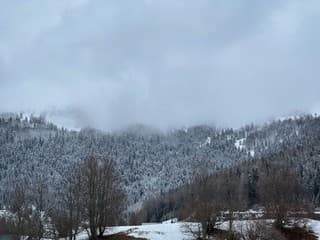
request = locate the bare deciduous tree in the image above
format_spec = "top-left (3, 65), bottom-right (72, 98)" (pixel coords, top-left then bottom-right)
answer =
top-left (80, 156), bottom-right (125, 240)
top-left (217, 170), bottom-right (244, 234)
top-left (7, 181), bottom-right (31, 237)
top-left (185, 171), bottom-right (220, 239)
top-left (258, 169), bottom-right (308, 228)
top-left (55, 163), bottom-right (83, 240)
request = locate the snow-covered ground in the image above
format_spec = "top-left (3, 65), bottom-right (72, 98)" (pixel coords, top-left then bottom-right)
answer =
top-left (96, 219), bottom-right (320, 240)
top-left (74, 221), bottom-right (196, 240)
top-left (106, 222), bottom-right (191, 240)
top-left (307, 219), bottom-right (320, 238)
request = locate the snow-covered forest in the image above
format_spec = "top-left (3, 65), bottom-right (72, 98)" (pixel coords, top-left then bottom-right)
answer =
top-left (1, 113), bottom-right (320, 239)
top-left (1, 113), bottom-right (320, 207)
top-left (3, 0), bottom-right (320, 239)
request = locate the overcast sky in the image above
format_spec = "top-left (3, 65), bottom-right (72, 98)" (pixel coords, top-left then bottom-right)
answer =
top-left (0, 0), bottom-right (320, 130)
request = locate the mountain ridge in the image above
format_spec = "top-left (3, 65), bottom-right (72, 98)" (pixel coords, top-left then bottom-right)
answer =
top-left (0, 112), bottom-right (319, 207)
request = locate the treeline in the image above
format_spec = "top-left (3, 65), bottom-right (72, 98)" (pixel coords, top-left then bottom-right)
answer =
top-left (2, 156), bottom-right (126, 240)
top-left (2, 113), bottom-right (320, 207)
top-left (133, 139), bottom-right (320, 238)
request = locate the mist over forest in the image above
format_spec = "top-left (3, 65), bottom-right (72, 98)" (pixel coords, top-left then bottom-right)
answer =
top-left (2, 1), bottom-right (320, 240)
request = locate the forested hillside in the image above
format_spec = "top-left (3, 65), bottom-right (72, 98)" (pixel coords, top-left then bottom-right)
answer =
top-left (0, 112), bottom-right (320, 209)
top-left (136, 135), bottom-right (320, 223)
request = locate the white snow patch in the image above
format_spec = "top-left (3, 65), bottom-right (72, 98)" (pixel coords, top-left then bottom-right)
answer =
top-left (234, 138), bottom-right (255, 157)
top-left (306, 219), bottom-right (320, 237)
top-left (0, 209), bottom-right (14, 219)
top-left (199, 136), bottom-right (211, 148)
top-left (105, 222), bottom-right (193, 240)
top-left (249, 149), bottom-right (255, 157)
top-left (235, 138), bottom-right (246, 150)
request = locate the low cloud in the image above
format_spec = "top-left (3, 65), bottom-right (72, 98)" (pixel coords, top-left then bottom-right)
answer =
top-left (0, 0), bottom-right (320, 130)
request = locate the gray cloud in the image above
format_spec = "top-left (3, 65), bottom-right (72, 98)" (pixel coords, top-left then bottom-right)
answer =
top-left (0, 0), bottom-right (320, 130)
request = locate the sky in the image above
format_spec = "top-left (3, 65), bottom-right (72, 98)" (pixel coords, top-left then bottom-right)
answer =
top-left (0, 0), bottom-right (320, 130)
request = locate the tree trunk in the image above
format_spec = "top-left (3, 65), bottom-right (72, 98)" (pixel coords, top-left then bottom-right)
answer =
top-left (98, 226), bottom-right (105, 238)
top-left (90, 226), bottom-right (97, 240)
top-left (228, 211), bottom-right (233, 232)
